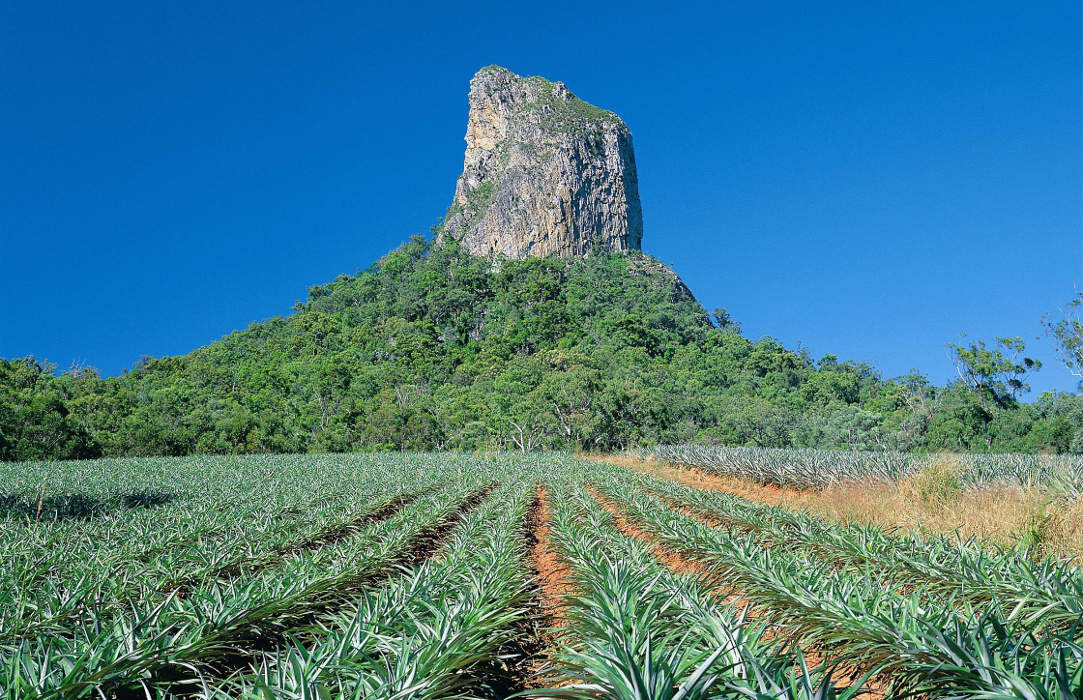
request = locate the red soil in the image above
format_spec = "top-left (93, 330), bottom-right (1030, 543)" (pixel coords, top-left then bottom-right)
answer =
top-left (585, 484), bottom-right (708, 579)
top-left (530, 487), bottom-right (574, 627)
top-left (524, 487), bottom-right (576, 687)
top-left (589, 454), bottom-right (798, 505)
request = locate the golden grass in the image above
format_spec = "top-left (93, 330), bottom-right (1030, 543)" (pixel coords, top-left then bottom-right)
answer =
top-left (593, 454), bottom-right (1083, 561)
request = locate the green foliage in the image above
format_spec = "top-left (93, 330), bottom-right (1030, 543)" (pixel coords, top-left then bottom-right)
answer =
top-left (523, 74), bottom-right (621, 135)
top-left (1015, 501), bottom-right (1057, 556)
top-left (444, 180), bottom-right (496, 232)
top-left (4, 454), bottom-right (1080, 697)
top-left (948, 335), bottom-right (1041, 408)
top-left (1044, 290), bottom-right (1083, 385)
top-left (596, 467), bottom-right (1083, 696)
top-left (0, 359), bottom-right (96, 461)
top-left (907, 456), bottom-right (965, 508)
top-left (1, 237), bottom-right (1079, 459)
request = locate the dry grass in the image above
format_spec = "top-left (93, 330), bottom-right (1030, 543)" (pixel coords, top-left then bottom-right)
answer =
top-left (593, 454), bottom-right (1083, 561)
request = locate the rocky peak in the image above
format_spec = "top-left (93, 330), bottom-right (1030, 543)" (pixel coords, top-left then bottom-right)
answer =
top-left (439, 66), bottom-right (643, 259)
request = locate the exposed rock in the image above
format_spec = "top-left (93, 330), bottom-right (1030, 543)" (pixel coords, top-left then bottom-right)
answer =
top-left (439, 66), bottom-right (643, 259)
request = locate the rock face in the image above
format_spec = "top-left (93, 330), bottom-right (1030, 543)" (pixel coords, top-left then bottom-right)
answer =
top-left (440, 66), bottom-right (643, 259)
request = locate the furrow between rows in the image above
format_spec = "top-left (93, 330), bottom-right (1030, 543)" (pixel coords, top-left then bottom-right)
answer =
top-left (156, 483), bottom-right (499, 697)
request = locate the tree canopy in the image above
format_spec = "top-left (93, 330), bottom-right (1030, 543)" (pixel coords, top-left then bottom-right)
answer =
top-left (2, 237), bottom-right (1080, 460)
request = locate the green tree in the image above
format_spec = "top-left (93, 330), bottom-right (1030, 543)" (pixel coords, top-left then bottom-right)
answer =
top-left (948, 336), bottom-right (1041, 408)
top-left (711, 307), bottom-right (741, 333)
top-left (1044, 291), bottom-right (1083, 385)
top-left (3, 234), bottom-right (1076, 458)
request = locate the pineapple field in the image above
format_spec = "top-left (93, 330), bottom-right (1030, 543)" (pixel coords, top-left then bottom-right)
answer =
top-left (2, 452), bottom-right (1081, 699)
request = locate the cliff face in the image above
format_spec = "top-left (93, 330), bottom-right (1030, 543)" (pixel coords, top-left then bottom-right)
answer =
top-left (440, 66), bottom-right (643, 259)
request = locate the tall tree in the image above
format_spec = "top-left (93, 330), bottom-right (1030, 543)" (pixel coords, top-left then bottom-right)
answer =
top-left (948, 336), bottom-right (1040, 408)
top-left (1044, 291), bottom-right (1083, 384)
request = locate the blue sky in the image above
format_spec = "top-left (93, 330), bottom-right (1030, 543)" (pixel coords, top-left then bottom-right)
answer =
top-left (2, 1), bottom-right (1079, 395)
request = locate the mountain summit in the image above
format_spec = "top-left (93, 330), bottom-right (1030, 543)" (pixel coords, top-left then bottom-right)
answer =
top-left (439, 66), bottom-right (643, 259)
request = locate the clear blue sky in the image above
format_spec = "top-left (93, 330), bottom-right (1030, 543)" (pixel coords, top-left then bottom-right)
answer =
top-left (2, 1), bottom-right (1080, 395)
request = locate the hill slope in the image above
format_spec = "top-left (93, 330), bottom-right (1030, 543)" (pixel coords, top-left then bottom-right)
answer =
top-left (0, 237), bottom-right (894, 456)
top-left (3, 236), bottom-right (1078, 459)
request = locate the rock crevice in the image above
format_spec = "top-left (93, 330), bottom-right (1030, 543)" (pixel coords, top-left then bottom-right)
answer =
top-left (440, 66), bottom-right (643, 259)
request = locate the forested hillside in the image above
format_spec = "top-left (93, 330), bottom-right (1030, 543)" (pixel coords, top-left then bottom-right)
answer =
top-left (2, 236), bottom-right (1079, 461)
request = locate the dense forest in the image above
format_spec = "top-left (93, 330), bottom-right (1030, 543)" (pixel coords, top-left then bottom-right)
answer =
top-left (2, 236), bottom-right (1080, 461)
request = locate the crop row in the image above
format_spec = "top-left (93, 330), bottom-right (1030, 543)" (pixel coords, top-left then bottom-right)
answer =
top-left (588, 465), bottom-right (1083, 697)
top-left (636, 444), bottom-right (1083, 492)
top-left (535, 478), bottom-right (858, 698)
top-left (5, 452), bottom-right (1081, 698)
top-left (0, 455), bottom-right (424, 613)
top-left (1, 467), bottom-right (490, 697)
top-left (621, 469), bottom-right (1083, 633)
top-left (213, 479), bottom-right (536, 698)
top-left (1, 456), bottom-right (446, 643)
